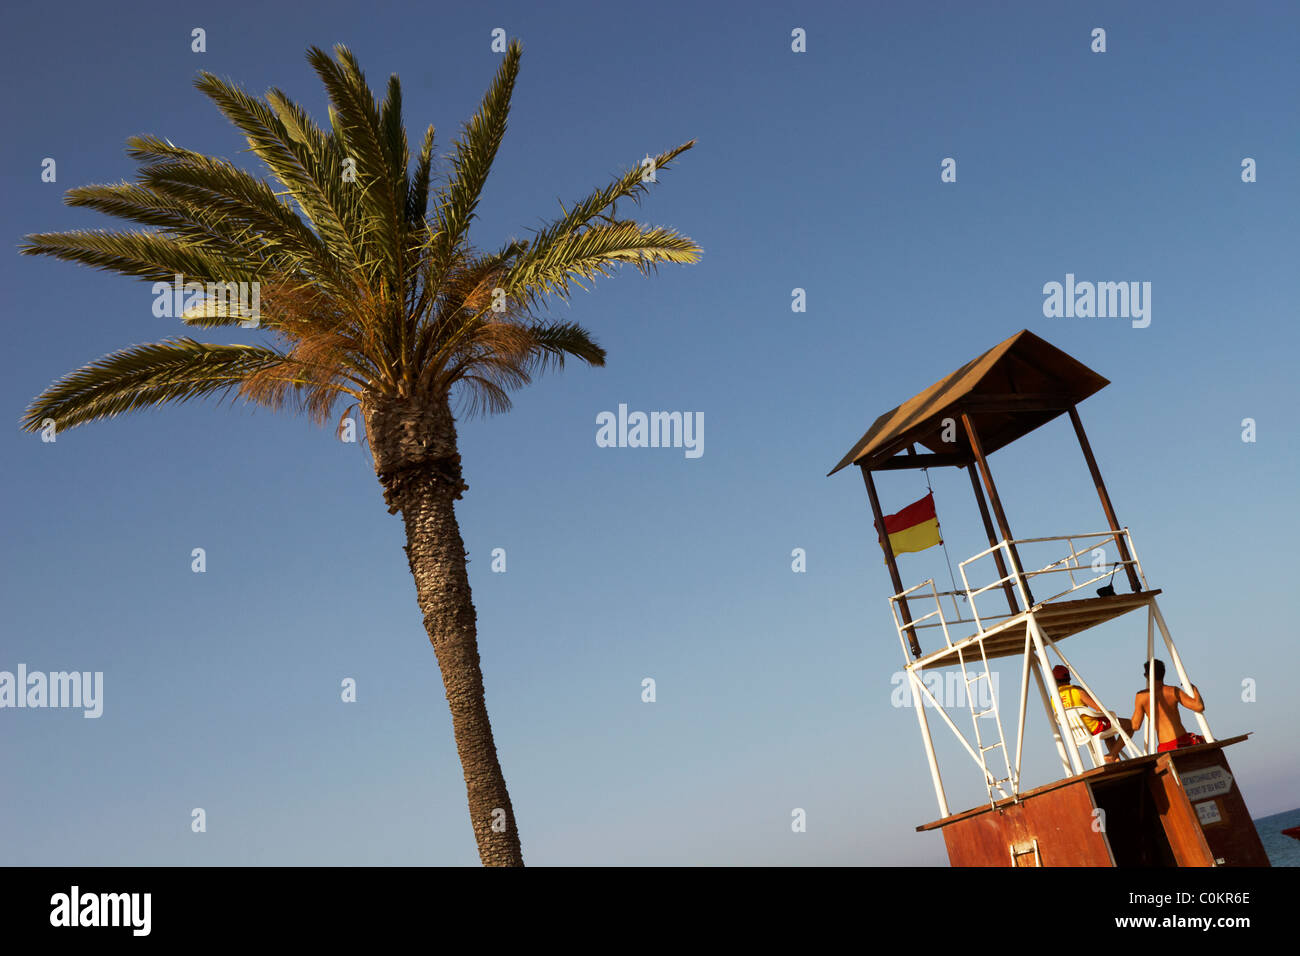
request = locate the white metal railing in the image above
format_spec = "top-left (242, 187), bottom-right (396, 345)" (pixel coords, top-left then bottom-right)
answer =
top-left (889, 529), bottom-right (1150, 650)
top-left (880, 528), bottom-right (1214, 821)
top-left (958, 529), bottom-right (1147, 636)
top-left (888, 578), bottom-right (955, 652)
top-left (888, 578), bottom-right (1017, 807)
top-left (889, 580), bottom-right (1016, 651)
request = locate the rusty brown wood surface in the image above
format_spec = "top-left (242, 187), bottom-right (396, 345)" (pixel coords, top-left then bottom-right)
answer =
top-left (1165, 747), bottom-right (1271, 866)
top-left (940, 777), bottom-right (1112, 867)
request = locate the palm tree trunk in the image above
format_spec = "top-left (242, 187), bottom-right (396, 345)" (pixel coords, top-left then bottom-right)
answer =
top-left (364, 394), bottom-right (524, 867)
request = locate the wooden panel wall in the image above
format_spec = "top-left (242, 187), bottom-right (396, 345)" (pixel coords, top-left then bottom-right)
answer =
top-left (1161, 749), bottom-right (1270, 867)
top-left (1147, 755), bottom-right (1214, 866)
top-left (941, 780), bottom-right (1113, 867)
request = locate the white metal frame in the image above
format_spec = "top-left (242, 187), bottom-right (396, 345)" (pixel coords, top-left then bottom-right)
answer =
top-left (1064, 707), bottom-right (1133, 768)
top-left (889, 528), bottom-right (1213, 818)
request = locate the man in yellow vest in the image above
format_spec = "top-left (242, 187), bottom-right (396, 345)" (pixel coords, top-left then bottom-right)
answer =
top-left (1053, 665), bottom-right (1130, 763)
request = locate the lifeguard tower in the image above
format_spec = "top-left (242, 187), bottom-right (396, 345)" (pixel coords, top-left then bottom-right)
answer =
top-left (831, 330), bottom-right (1269, 867)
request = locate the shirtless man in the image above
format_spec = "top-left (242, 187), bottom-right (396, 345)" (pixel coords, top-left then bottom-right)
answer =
top-left (1131, 659), bottom-right (1206, 752)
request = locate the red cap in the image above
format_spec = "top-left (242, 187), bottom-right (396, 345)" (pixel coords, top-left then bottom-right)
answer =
top-left (1052, 665), bottom-right (1070, 682)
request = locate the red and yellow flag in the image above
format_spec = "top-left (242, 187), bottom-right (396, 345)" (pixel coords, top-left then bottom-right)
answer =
top-left (875, 492), bottom-right (942, 558)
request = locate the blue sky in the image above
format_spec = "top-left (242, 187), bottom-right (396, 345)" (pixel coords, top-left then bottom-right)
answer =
top-left (2, 1), bottom-right (1297, 865)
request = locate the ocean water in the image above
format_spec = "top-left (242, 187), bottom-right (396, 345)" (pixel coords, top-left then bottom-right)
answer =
top-left (1255, 808), bottom-right (1300, 866)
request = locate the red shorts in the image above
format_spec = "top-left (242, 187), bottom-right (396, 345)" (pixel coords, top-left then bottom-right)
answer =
top-left (1157, 733), bottom-right (1205, 753)
top-left (1088, 717), bottom-right (1112, 736)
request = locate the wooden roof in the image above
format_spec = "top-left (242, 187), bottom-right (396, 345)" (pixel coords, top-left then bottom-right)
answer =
top-left (828, 330), bottom-right (1110, 475)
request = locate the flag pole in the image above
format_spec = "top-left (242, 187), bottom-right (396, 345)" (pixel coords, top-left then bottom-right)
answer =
top-left (860, 463), bottom-right (920, 657)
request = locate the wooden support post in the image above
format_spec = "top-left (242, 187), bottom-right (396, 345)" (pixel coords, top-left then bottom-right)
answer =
top-left (966, 464), bottom-right (1020, 616)
top-left (860, 464), bottom-right (919, 657)
top-left (1068, 406), bottom-right (1142, 593)
top-left (961, 414), bottom-right (1034, 606)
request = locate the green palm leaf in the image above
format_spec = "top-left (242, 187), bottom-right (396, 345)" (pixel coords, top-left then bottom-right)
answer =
top-left (193, 70), bottom-right (368, 276)
top-left (19, 339), bottom-right (328, 432)
top-left (503, 220), bottom-right (702, 305)
top-left (20, 228), bottom-right (262, 284)
top-left (22, 41), bottom-right (698, 426)
top-left (428, 40), bottom-right (521, 277)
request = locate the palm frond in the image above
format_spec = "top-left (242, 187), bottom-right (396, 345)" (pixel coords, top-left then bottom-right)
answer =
top-left (440, 319), bottom-right (604, 418)
top-left (454, 373), bottom-right (515, 417)
top-left (528, 141), bottom-right (695, 252)
top-left (378, 72), bottom-right (410, 198)
top-left (127, 147), bottom-right (348, 286)
top-left (407, 124), bottom-right (436, 227)
top-left (20, 228), bottom-right (261, 284)
top-left (194, 70), bottom-right (368, 276)
top-left (304, 46), bottom-right (405, 281)
top-left (19, 338), bottom-right (328, 432)
top-left (522, 320), bottom-right (607, 369)
top-left (22, 39), bottom-right (697, 439)
top-left (503, 220), bottom-right (701, 306)
top-left (428, 40), bottom-right (521, 273)
top-left (61, 179), bottom-right (324, 296)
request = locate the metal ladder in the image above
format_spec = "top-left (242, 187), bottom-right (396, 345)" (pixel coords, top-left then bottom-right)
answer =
top-left (957, 638), bottom-right (1016, 805)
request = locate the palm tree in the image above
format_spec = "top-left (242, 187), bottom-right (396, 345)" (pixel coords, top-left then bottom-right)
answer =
top-left (20, 40), bottom-right (699, 866)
